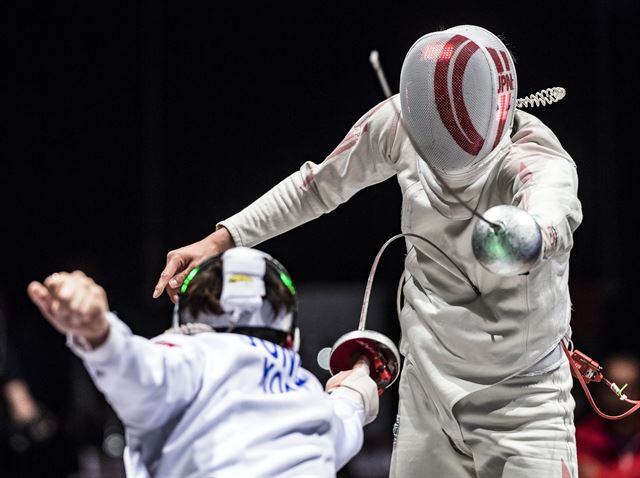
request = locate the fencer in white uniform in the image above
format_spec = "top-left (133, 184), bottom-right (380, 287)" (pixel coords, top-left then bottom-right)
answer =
top-left (28, 247), bottom-right (379, 477)
top-left (155, 25), bottom-right (582, 477)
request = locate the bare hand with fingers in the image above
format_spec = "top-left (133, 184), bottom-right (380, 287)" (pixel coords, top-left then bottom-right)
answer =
top-left (27, 271), bottom-right (110, 348)
top-left (152, 227), bottom-right (235, 303)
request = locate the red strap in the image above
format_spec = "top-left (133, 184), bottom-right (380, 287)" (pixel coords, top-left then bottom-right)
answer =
top-left (561, 341), bottom-right (640, 420)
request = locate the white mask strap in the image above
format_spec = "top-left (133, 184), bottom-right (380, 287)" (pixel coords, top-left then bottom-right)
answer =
top-left (219, 247), bottom-right (268, 324)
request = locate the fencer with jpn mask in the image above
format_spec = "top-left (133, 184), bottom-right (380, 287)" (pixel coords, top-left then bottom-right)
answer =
top-left (28, 247), bottom-right (379, 477)
top-left (154, 25), bottom-right (582, 477)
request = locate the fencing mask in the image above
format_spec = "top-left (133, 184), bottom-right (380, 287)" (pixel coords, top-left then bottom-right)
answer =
top-left (400, 25), bottom-right (518, 175)
top-left (173, 247), bottom-right (299, 349)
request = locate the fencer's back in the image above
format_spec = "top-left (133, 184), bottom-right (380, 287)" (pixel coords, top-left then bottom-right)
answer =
top-left (125, 332), bottom-right (336, 478)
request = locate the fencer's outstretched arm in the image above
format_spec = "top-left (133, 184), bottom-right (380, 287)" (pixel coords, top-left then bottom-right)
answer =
top-left (28, 272), bottom-right (205, 431)
top-left (154, 97), bottom-right (402, 301)
top-left (499, 111), bottom-right (583, 259)
top-left (218, 97), bottom-right (401, 247)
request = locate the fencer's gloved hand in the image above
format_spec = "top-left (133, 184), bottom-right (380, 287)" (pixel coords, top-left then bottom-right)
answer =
top-left (532, 217), bottom-right (555, 263)
top-left (325, 357), bottom-right (379, 425)
top-left (27, 271), bottom-right (110, 348)
top-left (153, 226), bottom-right (235, 303)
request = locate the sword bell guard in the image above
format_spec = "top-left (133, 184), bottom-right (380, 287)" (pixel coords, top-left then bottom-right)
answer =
top-left (329, 329), bottom-right (401, 394)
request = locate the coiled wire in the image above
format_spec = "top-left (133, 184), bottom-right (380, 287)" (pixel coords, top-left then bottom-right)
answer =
top-left (516, 87), bottom-right (566, 108)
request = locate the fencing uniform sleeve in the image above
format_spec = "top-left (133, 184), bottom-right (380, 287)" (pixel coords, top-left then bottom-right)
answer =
top-left (500, 111), bottom-right (583, 259)
top-left (68, 313), bottom-right (205, 432)
top-left (218, 97), bottom-right (402, 247)
top-left (327, 368), bottom-right (379, 470)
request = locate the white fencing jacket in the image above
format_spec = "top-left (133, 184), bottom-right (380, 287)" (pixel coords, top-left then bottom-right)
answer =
top-left (218, 96), bottom-right (582, 412)
top-left (70, 313), bottom-right (368, 477)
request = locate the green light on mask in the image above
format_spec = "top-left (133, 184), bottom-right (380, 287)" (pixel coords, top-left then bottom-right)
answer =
top-left (181, 267), bottom-right (201, 294)
top-left (279, 271), bottom-right (296, 295)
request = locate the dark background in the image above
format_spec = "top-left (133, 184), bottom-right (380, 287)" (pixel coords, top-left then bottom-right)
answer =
top-left (3, 0), bottom-right (639, 475)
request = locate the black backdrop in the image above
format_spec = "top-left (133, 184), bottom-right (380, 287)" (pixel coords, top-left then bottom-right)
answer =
top-left (3, 0), bottom-right (640, 456)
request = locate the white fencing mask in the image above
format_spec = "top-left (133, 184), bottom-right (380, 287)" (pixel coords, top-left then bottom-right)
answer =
top-left (400, 25), bottom-right (517, 175)
top-left (177, 247), bottom-right (296, 337)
